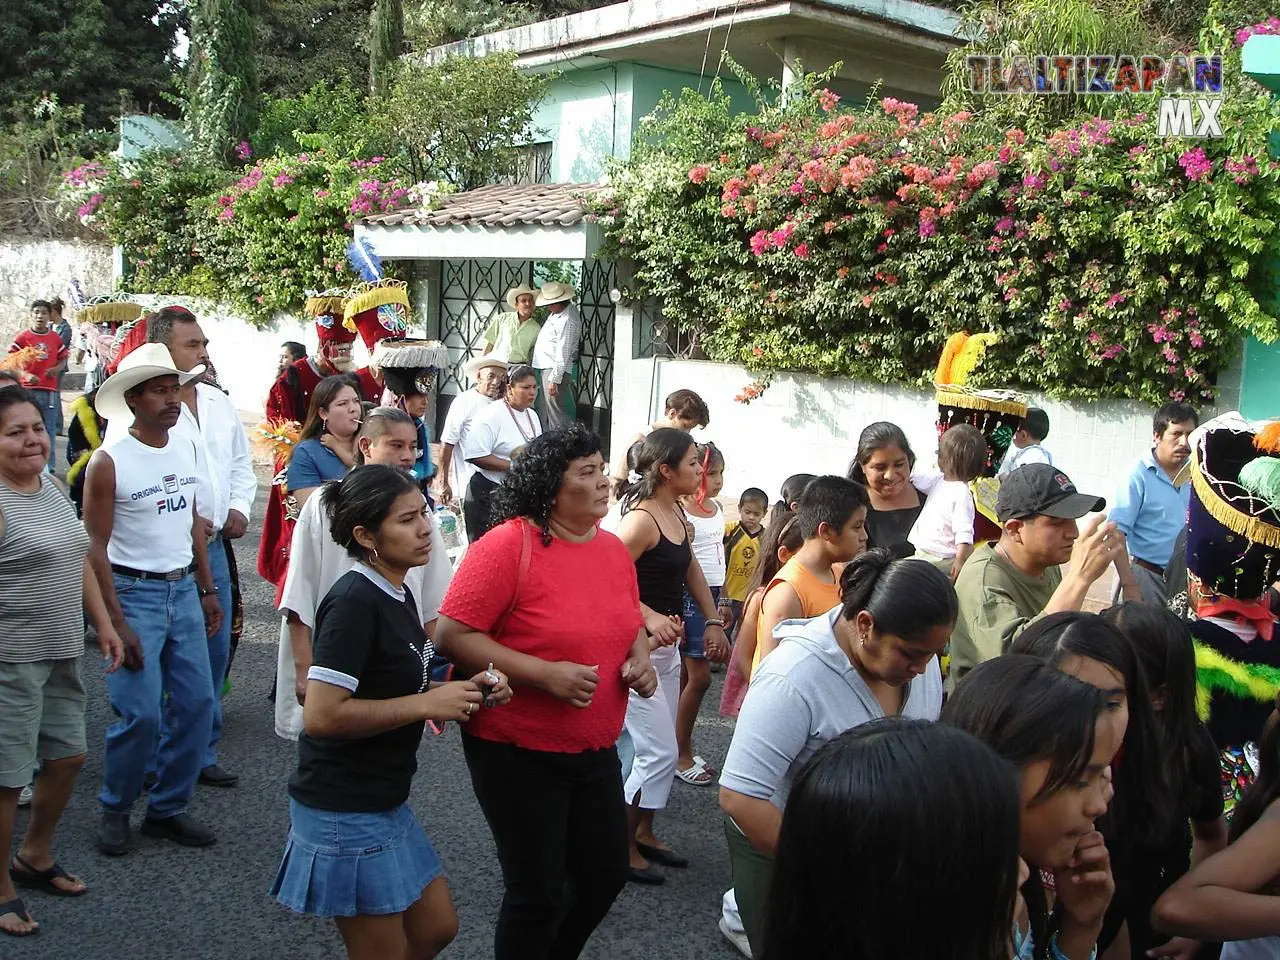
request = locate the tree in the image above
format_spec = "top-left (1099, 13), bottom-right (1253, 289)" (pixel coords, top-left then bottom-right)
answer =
top-left (256, 0), bottom-right (373, 99)
top-left (0, 0), bottom-right (180, 130)
top-left (376, 52), bottom-right (548, 188)
top-left (369, 0), bottom-right (403, 96)
top-left (186, 0), bottom-right (259, 160)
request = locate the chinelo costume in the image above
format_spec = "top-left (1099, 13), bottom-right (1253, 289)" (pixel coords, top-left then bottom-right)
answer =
top-left (931, 331), bottom-right (1030, 539)
top-left (1183, 412), bottom-right (1280, 814)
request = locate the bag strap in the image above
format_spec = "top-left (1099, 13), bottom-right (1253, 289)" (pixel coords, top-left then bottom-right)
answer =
top-left (494, 519), bottom-right (532, 638)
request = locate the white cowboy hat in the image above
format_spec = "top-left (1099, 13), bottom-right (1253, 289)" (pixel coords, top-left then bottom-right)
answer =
top-left (535, 282), bottom-right (576, 307)
top-left (505, 285), bottom-right (538, 311)
top-left (95, 343), bottom-right (205, 424)
top-left (464, 354), bottom-right (509, 379)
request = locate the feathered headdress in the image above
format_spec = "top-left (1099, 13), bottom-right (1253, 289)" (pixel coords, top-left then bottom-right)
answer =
top-left (0, 347), bottom-right (38, 373)
top-left (256, 419), bottom-right (303, 465)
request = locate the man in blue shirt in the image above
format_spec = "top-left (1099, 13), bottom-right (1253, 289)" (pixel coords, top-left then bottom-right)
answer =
top-left (1109, 402), bottom-right (1198, 604)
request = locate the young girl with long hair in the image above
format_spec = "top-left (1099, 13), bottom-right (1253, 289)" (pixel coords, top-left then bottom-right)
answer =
top-left (1103, 602), bottom-right (1228, 959)
top-left (1010, 612), bottom-right (1175, 955)
top-left (613, 428), bottom-right (729, 884)
top-left (760, 718), bottom-right (1023, 960)
top-left (675, 442), bottom-right (730, 786)
top-left (945, 656), bottom-right (1118, 960)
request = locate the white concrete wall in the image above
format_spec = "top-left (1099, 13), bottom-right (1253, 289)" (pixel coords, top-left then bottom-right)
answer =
top-left (609, 302), bottom-right (1243, 511)
top-left (0, 239), bottom-right (114, 344)
top-left (128, 295), bottom-right (315, 417)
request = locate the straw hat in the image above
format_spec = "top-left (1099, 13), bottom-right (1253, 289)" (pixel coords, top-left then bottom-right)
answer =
top-left (95, 343), bottom-right (204, 424)
top-left (464, 354), bottom-right (509, 379)
top-left (536, 282), bottom-right (576, 307)
top-left (505, 285), bottom-right (538, 311)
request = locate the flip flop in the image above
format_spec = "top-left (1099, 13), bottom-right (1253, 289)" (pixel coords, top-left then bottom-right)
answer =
top-left (693, 754), bottom-right (719, 775)
top-left (676, 763), bottom-right (715, 786)
top-left (9, 856), bottom-right (88, 898)
top-left (0, 898), bottom-right (39, 937)
top-left (636, 841), bottom-right (689, 869)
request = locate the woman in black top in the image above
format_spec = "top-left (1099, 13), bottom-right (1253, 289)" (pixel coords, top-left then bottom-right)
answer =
top-left (847, 422), bottom-right (926, 558)
top-left (271, 464), bottom-right (511, 960)
top-left (614, 429), bottom-right (728, 883)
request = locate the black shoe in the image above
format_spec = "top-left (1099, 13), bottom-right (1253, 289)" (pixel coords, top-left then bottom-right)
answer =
top-left (636, 841), bottom-right (689, 869)
top-left (198, 764), bottom-right (239, 788)
top-left (627, 864), bottom-right (665, 885)
top-left (97, 813), bottom-right (130, 856)
top-left (140, 813), bottom-right (216, 848)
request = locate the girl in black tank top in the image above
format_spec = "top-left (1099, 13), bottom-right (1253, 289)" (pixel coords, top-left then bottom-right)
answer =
top-left (613, 428), bottom-right (731, 880)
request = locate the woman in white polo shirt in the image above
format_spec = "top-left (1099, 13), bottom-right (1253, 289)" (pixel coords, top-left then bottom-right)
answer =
top-left (461, 364), bottom-right (542, 542)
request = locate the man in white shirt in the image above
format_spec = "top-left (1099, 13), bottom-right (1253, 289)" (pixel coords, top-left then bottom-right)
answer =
top-left (145, 307), bottom-right (256, 788)
top-left (531, 282), bottom-right (583, 429)
top-left (997, 407), bottom-right (1054, 477)
top-left (438, 355), bottom-right (506, 507)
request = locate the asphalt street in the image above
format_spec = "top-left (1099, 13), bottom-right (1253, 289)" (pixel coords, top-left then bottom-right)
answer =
top-left (10, 467), bottom-right (745, 960)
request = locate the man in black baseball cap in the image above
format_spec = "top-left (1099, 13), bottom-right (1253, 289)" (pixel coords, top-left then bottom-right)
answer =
top-left (947, 463), bottom-right (1142, 691)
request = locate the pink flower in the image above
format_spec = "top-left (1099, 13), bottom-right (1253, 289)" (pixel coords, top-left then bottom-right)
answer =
top-left (1128, 145), bottom-right (1147, 159)
top-left (1178, 147), bottom-right (1212, 181)
top-left (1101, 344), bottom-right (1124, 360)
top-left (272, 171), bottom-right (295, 189)
top-left (995, 217), bottom-right (1014, 234)
top-left (1088, 332), bottom-right (1103, 344)
top-left (218, 208), bottom-right (235, 221)
top-left (966, 161), bottom-right (998, 188)
top-left (918, 216), bottom-right (937, 239)
top-left (315, 189), bottom-right (330, 199)
top-left (234, 141), bottom-right (252, 161)
top-left (788, 181), bottom-right (805, 195)
top-left (817, 89), bottom-right (841, 112)
top-left (749, 231), bottom-right (770, 256)
top-left (1147, 323), bottom-right (1173, 343)
top-left (1104, 292), bottom-right (1127, 309)
top-left (1189, 331), bottom-right (1205, 348)
top-left (688, 164), bottom-right (711, 184)
top-left (793, 243), bottom-right (810, 258)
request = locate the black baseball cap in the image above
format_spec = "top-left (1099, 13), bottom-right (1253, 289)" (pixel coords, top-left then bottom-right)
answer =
top-left (996, 463), bottom-right (1106, 522)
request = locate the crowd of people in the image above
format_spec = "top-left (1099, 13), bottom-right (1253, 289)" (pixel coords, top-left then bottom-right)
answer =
top-left (2, 285), bottom-right (1280, 960)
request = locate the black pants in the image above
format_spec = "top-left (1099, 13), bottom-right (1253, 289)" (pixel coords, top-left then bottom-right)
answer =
top-left (462, 734), bottom-right (628, 960)
top-left (464, 472), bottom-right (502, 543)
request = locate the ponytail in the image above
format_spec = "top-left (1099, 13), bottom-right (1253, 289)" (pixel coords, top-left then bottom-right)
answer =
top-left (616, 427), bottom-right (696, 511)
top-left (694, 441), bottom-right (724, 507)
top-left (838, 549), bottom-right (958, 639)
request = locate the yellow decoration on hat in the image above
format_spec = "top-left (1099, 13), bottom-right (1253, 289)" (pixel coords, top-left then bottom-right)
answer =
top-left (342, 279), bottom-right (410, 330)
top-left (949, 333), bottom-right (1000, 387)
top-left (933, 332), bottom-right (969, 384)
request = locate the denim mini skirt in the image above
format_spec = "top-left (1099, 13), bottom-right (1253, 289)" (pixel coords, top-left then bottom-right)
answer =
top-left (271, 799), bottom-right (442, 917)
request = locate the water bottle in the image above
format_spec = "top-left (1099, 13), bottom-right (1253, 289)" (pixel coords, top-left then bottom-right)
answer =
top-left (435, 504), bottom-right (463, 564)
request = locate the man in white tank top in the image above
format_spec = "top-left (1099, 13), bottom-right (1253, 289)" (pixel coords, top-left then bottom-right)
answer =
top-left (83, 344), bottom-right (224, 857)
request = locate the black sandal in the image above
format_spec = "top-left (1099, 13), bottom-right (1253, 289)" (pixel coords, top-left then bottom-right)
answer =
top-left (10, 855), bottom-right (88, 898)
top-left (0, 898), bottom-right (39, 937)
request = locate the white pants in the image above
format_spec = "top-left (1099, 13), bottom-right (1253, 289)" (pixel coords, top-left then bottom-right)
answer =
top-left (274, 618), bottom-right (303, 742)
top-left (622, 644), bottom-right (681, 810)
top-left (722, 888), bottom-right (744, 933)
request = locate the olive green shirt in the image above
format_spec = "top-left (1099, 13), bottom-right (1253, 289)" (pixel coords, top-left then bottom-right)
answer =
top-left (483, 313), bottom-right (541, 364)
top-left (946, 542), bottom-right (1061, 692)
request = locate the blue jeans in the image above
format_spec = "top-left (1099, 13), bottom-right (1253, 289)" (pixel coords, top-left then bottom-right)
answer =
top-left (30, 388), bottom-right (58, 470)
top-left (201, 535), bottom-right (232, 767)
top-left (100, 574), bottom-right (214, 819)
top-left (680, 585), bottom-right (721, 659)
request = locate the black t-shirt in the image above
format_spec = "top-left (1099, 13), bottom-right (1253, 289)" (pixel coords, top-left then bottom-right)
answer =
top-left (288, 569), bottom-right (434, 813)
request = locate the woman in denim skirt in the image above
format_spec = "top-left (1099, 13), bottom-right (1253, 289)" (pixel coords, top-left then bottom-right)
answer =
top-left (271, 464), bottom-right (512, 959)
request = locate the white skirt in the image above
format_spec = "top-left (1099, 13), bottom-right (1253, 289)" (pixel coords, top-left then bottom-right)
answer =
top-left (622, 644), bottom-right (681, 810)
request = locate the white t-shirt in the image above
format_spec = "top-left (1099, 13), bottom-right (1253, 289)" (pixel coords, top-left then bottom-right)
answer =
top-left (440, 390), bottom-right (494, 495)
top-left (274, 491), bottom-right (453, 740)
top-left (104, 433), bottom-right (202, 572)
top-left (998, 442), bottom-right (1053, 477)
top-left (908, 478), bottom-right (975, 559)
top-left (687, 500), bottom-right (726, 587)
top-left (461, 400), bottom-right (542, 484)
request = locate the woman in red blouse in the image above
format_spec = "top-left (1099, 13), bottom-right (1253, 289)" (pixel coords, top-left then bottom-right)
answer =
top-left (436, 423), bottom-right (657, 960)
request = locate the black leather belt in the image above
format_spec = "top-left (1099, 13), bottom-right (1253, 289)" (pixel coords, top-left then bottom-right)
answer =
top-left (1133, 558), bottom-right (1165, 577)
top-left (111, 563), bottom-right (195, 581)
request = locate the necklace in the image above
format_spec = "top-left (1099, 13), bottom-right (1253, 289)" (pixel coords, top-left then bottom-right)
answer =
top-left (506, 401), bottom-right (538, 443)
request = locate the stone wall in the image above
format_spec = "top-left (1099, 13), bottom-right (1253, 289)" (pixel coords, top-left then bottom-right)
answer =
top-left (0, 238), bottom-right (114, 343)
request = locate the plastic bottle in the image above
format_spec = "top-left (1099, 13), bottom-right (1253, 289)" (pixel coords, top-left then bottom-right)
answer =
top-left (434, 504), bottom-right (463, 564)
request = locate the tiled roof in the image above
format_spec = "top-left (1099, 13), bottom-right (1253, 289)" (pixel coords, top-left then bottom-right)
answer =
top-left (362, 182), bottom-right (600, 229)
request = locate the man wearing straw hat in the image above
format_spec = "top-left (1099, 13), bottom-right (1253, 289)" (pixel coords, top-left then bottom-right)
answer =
top-left (532, 281), bottom-right (582, 428)
top-left (83, 344), bottom-right (223, 856)
top-left (483, 284), bottom-right (540, 364)
top-left (438, 354), bottom-right (506, 509)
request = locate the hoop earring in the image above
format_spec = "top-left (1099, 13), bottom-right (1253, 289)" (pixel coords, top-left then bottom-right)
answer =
top-left (369, 548), bottom-right (379, 565)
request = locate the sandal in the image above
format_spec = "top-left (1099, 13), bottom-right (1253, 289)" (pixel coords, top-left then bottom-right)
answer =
top-left (676, 763), bottom-right (715, 786)
top-left (693, 754), bottom-right (718, 775)
top-left (10, 856), bottom-right (88, 898)
top-left (0, 898), bottom-right (39, 937)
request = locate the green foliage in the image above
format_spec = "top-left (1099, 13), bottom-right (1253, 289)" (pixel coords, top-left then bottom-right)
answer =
top-left (253, 79), bottom-right (386, 159)
top-left (376, 53), bottom-right (548, 188)
top-left (0, 0), bottom-right (180, 130)
top-left (257, 0), bottom-right (373, 99)
top-left (186, 0), bottom-right (259, 161)
top-left (369, 0), bottom-right (405, 96)
top-left (600, 35), bottom-right (1280, 405)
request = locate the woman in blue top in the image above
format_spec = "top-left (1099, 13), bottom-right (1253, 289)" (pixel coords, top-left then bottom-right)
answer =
top-left (286, 376), bottom-right (361, 513)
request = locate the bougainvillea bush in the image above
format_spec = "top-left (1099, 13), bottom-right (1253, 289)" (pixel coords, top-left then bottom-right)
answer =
top-left (599, 41), bottom-right (1280, 404)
